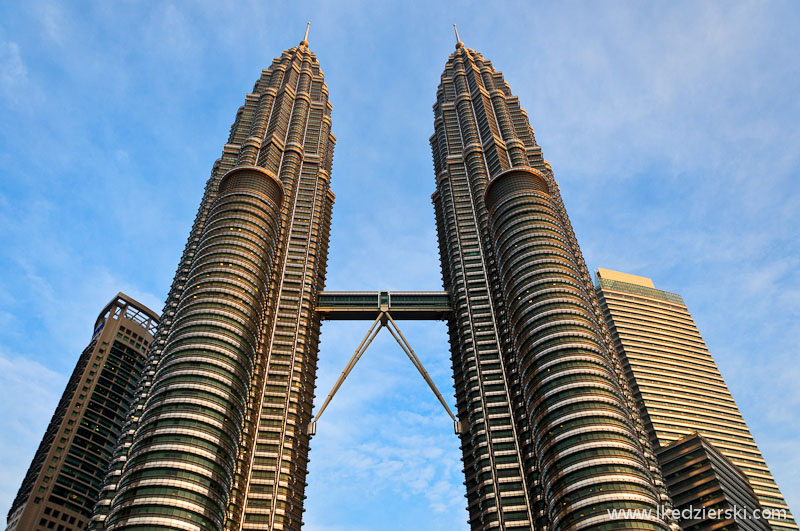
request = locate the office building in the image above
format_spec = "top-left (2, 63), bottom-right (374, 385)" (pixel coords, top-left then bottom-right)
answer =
top-left (91, 33), bottom-right (335, 531)
top-left (429, 36), bottom-right (672, 530)
top-left (6, 294), bottom-right (158, 531)
top-left (658, 433), bottom-right (769, 531)
top-left (596, 268), bottom-right (796, 530)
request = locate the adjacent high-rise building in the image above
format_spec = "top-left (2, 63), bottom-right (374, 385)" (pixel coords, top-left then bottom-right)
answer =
top-left (90, 33), bottom-right (335, 531)
top-left (22, 32), bottom-right (784, 531)
top-left (657, 433), bottom-right (769, 531)
top-left (595, 268), bottom-right (797, 530)
top-left (430, 37), bottom-right (672, 530)
top-left (6, 294), bottom-right (158, 531)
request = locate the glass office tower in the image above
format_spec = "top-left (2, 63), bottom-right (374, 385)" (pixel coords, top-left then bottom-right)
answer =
top-left (430, 39), bottom-right (672, 530)
top-left (657, 433), bottom-right (770, 531)
top-left (90, 36), bottom-right (335, 531)
top-left (596, 268), bottom-right (797, 530)
top-left (6, 294), bottom-right (158, 531)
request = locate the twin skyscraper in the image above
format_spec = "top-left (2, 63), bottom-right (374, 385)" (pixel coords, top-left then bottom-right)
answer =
top-left (7, 32), bottom-right (796, 531)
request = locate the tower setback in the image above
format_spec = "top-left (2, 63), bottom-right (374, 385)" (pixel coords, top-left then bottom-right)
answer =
top-left (90, 37), bottom-right (335, 531)
top-left (431, 41), bottom-right (672, 530)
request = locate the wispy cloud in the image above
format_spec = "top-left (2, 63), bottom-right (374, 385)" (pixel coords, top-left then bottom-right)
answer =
top-left (0, 41), bottom-right (31, 106)
top-left (306, 320), bottom-right (464, 527)
top-left (0, 351), bottom-right (65, 508)
top-left (0, 1), bottom-right (798, 527)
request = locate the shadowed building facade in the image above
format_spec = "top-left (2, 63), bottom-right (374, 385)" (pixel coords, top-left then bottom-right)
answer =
top-left (6, 294), bottom-right (158, 531)
top-left (89, 34), bottom-right (335, 531)
top-left (430, 37), bottom-right (673, 530)
top-left (657, 433), bottom-right (770, 531)
top-left (595, 268), bottom-right (797, 530)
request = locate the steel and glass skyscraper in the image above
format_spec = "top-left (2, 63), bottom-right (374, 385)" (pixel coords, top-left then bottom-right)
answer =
top-left (430, 37), bottom-right (672, 530)
top-left (656, 433), bottom-right (770, 531)
top-left (91, 33), bottom-right (335, 531)
top-left (595, 268), bottom-right (797, 530)
top-left (74, 31), bottom-right (796, 531)
top-left (7, 293), bottom-right (158, 531)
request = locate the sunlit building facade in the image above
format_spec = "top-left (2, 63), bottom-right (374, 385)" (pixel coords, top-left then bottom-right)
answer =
top-left (430, 38), bottom-right (672, 530)
top-left (90, 35), bottom-right (335, 531)
top-left (595, 268), bottom-right (797, 530)
top-left (6, 294), bottom-right (158, 531)
top-left (47, 32), bottom-right (793, 531)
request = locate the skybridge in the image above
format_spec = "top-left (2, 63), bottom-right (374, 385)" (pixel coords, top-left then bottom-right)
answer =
top-left (315, 290), bottom-right (452, 320)
top-left (311, 290), bottom-right (461, 435)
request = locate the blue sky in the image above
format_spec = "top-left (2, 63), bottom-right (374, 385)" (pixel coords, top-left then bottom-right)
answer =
top-left (1, 1), bottom-right (799, 529)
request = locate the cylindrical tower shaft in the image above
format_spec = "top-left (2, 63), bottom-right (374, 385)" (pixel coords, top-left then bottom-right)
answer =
top-left (485, 168), bottom-right (667, 530)
top-left (92, 37), bottom-right (335, 531)
top-left (104, 167), bottom-right (283, 530)
top-left (432, 42), bottom-right (671, 530)
top-left (432, 43), bottom-right (547, 531)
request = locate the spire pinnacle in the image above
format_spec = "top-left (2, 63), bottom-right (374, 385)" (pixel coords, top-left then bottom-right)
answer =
top-left (453, 24), bottom-right (464, 49)
top-left (300, 21), bottom-right (310, 47)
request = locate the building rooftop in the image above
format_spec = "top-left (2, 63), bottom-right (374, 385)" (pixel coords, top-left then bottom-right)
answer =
top-left (595, 268), bottom-right (685, 305)
top-left (596, 267), bottom-right (655, 288)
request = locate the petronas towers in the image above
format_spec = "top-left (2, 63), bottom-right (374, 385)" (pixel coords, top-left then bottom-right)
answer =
top-left (9, 28), bottom-right (790, 531)
top-left (431, 41), bottom-right (670, 529)
top-left (90, 37), bottom-right (335, 531)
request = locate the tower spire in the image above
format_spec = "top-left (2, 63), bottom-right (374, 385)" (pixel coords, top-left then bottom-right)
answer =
top-left (92, 37), bottom-right (337, 531)
top-left (453, 23), bottom-right (463, 49)
top-left (431, 45), bottom-right (675, 531)
top-left (300, 21), bottom-right (310, 46)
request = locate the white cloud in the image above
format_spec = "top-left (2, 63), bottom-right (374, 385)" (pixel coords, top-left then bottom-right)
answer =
top-left (33, 0), bottom-right (68, 44)
top-left (0, 41), bottom-right (28, 105)
top-left (0, 351), bottom-right (66, 511)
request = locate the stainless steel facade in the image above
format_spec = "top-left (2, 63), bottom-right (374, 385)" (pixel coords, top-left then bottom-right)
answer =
top-left (6, 294), bottom-right (158, 531)
top-left (104, 168), bottom-right (285, 530)
top-left (431, 42), bottom-right (672, 530)
top-left (91, 37), bottom-right (335, 531)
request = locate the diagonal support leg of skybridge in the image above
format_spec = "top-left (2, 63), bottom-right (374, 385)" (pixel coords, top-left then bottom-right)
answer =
top-left (312, 313), bottom-right (383, 426)
top-left (383, 313), bottom-right (458, 428)
top-left (308, 310), bottom-right (462, 436)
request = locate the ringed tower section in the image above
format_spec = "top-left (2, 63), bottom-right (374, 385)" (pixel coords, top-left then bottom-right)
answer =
top-left (431, 38), bottom-right (672, 530)
top-left (90, 33), bottom-right (336, 531)
top-left (231, 31), bottom-right (336, 531)
top-left (430, 37), bottom-right (550, 530)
